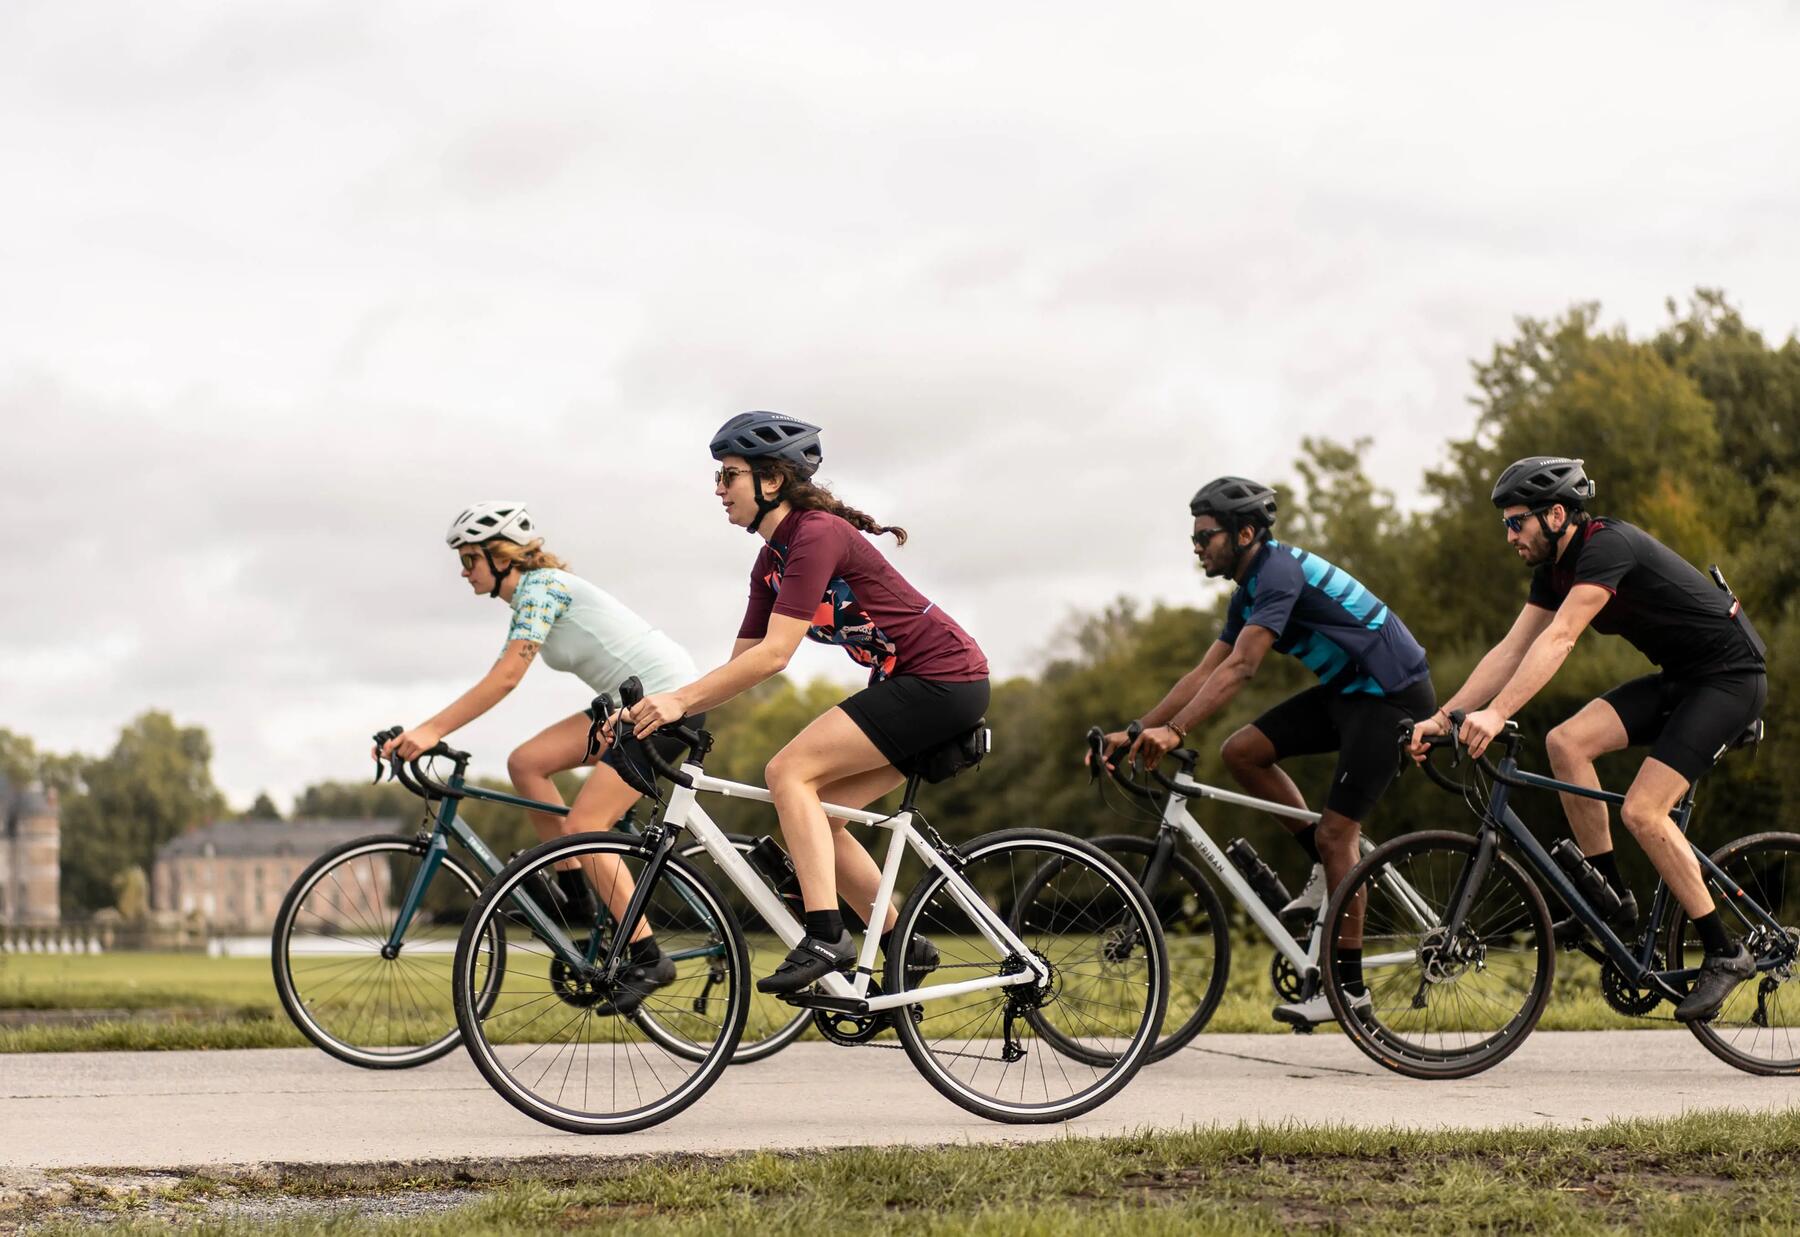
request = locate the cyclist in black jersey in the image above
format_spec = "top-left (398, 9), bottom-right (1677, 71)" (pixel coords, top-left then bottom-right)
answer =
top-left (1101, 477), bottom-right (1436, 1027)
top-left (1411, 456), bottom-right (1768, 1023)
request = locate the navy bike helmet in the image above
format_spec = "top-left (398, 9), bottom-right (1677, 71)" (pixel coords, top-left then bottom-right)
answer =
top-left (710, 411), bottom-right (823, 534)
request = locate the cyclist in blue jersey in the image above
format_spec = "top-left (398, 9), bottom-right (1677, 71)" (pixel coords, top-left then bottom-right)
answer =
top-left (377, 502), bottom-right (701, 1013)
top-left (1101, 477), bottom-right (1436, 1026)
top-left (1412, 457), bottom-right (1768, 1023)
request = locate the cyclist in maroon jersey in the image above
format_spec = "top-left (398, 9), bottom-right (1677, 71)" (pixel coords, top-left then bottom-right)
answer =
top-left (616, 412), bottom-right (990, 994)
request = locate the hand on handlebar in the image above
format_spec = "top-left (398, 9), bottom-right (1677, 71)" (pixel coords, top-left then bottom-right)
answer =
top-left (381, 724), bottom-right (445, 762)
top-left (1407, 713), bottom-right (1451, 762)
top-left (1131, 724), bottom-right (1183, 767)
top-left (1090, 729), bottom-right (1134, 772)
top-left (1457, 707), bottom-right (1509, 760)
top-left (621, 691), bottom-right (684, 738)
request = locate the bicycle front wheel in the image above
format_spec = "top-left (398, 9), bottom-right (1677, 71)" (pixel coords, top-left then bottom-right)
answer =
top-left (454, 833), bottom-right (748, 1134)
top-left (1323, 830), bottom-right (1553, 1080)
top-left (1667, 831), bottom-right (1800, 1075)
top-left (272, 835), bottom-right (498, 1068)
top-left (888, 829), bottom-right (1167, 1123)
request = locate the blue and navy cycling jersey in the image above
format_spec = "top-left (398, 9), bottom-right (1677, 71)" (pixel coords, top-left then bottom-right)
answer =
top-left (1218, 540), bottom-right (1429, 695)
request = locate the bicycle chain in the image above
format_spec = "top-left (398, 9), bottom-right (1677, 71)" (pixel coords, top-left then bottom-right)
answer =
top-left (806, 962), bottom-right (1028, 1060)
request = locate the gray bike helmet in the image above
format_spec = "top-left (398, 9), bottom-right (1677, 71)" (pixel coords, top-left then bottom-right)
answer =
top-left (1189, 476), bottom-right (1279, 528)
top-left (1491, 456), bottom-right (1596, 510)
top-left (709, 411), bottom-right (823, 478)
top-left (711, 411), bottom-right (823, 534)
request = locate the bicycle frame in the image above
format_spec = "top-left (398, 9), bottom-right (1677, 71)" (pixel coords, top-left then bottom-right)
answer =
top-left (635, 764), bottom-right (1048, 1014)
top-left (1437, 749), bottom-right (1792, 1003)
top-left (382, 765), bottom-right (721, 974)
top-left (1153, 773), bottom-right (1438, 978)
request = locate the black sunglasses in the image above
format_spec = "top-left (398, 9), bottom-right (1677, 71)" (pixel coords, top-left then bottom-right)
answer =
top-left (1501, 508), bottom-right (1553, 534)
top-left (1191, 527), bottom-right (1228, 548)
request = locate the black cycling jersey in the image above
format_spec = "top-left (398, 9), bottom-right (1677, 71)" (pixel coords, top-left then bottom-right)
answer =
top-left (1527, 517), bottom-right (1764, 679)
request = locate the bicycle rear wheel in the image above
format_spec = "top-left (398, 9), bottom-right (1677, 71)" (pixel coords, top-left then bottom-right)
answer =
top-left (888, 829), bottom-right (1167, 1123)
top-left (1667, 831), bottom-right (1800, 1075)
top-left (1323, 830), bottom-right (1553, 1079)
top-left (1020, 834), bottom-right (1228, 1062)
top-left (272, 835), bottom-right (499, 1068)
top-left (454, 833), bottom-right (747, 1134)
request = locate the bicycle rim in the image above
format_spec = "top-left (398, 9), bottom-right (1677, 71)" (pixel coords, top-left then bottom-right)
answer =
top-left (454, 835), bottom-right (747, 1134)
top-left (1326, 830), bottom-right (1553, 1079)
top-left (272, 836), bottom-right (495, 1068)
top-left (891, 829), bottom-right (1167, 1122)
top-left (1669, 831), bottom-right (1800, 1075)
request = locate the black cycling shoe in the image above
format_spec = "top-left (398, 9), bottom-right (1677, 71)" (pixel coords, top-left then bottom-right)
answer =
top-left (893, 933), bottom-right (940, 984)
top-left (1674, 943), bottom-right (1755, 1024)
top-left (592, 954), bottom-right (678, 1018)
top-left (1552, 889), bottom-right (1639, 950)
top-left (757, 931), bottom-right (855, 995)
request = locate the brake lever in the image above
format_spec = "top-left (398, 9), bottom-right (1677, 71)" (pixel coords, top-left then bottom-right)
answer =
top-left (585, 694), bottom-right (614, 764)
top-left (371, 726), bottom-right (402, 784)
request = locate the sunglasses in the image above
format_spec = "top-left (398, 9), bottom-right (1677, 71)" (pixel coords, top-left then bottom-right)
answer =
top-left (714, 467), bottom-right (748, 487)
top-left (1191, 527), bottom-right (1228, 548)
top-left (458, 551), bottom-right (481, 571)
top-left (1500, 508), bottom-right (1551, 534)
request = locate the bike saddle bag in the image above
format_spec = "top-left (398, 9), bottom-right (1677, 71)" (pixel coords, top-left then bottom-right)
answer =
top-left (912, 721), bottom-right (992, 785)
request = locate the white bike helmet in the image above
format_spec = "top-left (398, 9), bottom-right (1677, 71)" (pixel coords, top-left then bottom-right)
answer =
top-left (445, 502), bottom-right (537, 548)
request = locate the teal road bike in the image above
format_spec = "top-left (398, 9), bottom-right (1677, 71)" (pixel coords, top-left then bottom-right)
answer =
top-left (270, 727), bottom-right (811, 1069)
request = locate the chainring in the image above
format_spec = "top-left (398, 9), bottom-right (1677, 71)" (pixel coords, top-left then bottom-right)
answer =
top-left (1600, 952), bottom-right (1665, 1017)
top-left (1270, 952), bottom-right (1305, 1002)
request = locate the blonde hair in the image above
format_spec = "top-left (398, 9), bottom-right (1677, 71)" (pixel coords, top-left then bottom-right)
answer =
top-left (480, 538), bottom-right (569, 572)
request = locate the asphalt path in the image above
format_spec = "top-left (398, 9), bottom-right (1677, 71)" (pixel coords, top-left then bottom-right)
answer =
top-left (3, 1032), bottom-right (1797, 1170)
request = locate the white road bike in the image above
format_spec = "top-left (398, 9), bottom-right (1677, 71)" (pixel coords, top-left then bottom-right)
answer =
top-left (451, 693), bottom-right (1170, 1134)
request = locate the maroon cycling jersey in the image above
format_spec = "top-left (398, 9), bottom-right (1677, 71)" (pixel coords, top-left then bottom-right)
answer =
top-left (736, 509), bottom-right (989, 683)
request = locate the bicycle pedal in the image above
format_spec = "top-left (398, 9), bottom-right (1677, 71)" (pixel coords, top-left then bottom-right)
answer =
top-left (1289, 1021), bottom-right (1317, 1035)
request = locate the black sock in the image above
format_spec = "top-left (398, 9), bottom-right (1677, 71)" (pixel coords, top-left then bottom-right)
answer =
top-left (1337, 947), bottom-right (1365, 996)
top-left (805, 910), bottom-right (845, 942)
top-left (629, 936), bottom-right (662, 965)
top-left (1293, 824), bottom-right (1323, 866)
top-left (1693, 911), bottom-right (1732, 957)
top-left (1588, 850), bottom-right (1624, 896)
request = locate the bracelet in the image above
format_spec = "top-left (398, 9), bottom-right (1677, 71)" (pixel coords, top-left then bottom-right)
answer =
top-left (1167, 720), bottom-right (1187, 740)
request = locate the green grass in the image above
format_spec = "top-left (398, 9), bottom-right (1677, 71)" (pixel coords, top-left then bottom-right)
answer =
top-left (23, 1110), bottom-right (1800, 1234)
top-left (0, 936), bottom-right (1683, 1053)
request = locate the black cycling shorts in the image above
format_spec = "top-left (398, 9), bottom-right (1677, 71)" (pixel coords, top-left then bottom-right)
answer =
top-left (1250, 677), bottom-right (1437, 821)
top-left (840, 676), bottom-right (991, 776)
top-left (1599, 671), bottom-right (1767, 783)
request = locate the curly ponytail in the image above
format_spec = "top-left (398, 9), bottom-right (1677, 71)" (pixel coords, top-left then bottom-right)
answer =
top-left (765, 463), bottom-right (908, 545)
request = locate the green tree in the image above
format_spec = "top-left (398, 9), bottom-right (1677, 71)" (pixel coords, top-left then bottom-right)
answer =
top-left (59, 712), bottom-right (228, 915)
top-left (244, 791), bottom-right (282, 821)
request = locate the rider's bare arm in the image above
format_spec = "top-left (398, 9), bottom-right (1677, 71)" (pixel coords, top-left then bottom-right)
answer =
top-left (1167, 625), bottom-right (1277, 735)
top-left (1436, 604), bottom-right (1556, 719)
top-left (1485, 585), bottom-right (1610, 719)
top-left (1139, 640), bottom-right (1233, 728)
top-left (671, 615), bottom-right (812, 717)
top-left (382, 639), bottom-right (540, 758)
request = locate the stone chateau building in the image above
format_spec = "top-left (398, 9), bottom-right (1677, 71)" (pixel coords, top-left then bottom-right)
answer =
top-left (152, 818), bottom-right (400, 934)
top-left (0, 774), bottom-right (60, 925)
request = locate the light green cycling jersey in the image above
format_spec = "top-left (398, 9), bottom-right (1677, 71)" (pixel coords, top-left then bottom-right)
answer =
top-left (506, 569), bottom-right (695, 698)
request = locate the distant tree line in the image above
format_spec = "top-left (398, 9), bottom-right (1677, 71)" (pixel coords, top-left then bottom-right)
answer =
top-left (7, 290), bottom-right (1795, 913)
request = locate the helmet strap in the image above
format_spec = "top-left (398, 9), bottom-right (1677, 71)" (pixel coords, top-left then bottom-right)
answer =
top-left (482, 545), bottom-right (514, 599)
top-left (747, 467), bottom-right (785, 535)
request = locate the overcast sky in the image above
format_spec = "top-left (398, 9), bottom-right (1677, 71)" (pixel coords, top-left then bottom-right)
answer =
top-left (4, 2), bottom-right (1799, 807)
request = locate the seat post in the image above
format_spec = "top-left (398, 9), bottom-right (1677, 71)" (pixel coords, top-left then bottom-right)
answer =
top-left (898, 772), bottom-right (926, 812)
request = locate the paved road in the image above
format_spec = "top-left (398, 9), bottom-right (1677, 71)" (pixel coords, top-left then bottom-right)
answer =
top-left (3, 1032), bottom-right (1796, 1170)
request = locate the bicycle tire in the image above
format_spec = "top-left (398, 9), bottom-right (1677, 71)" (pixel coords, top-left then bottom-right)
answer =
top-left (453, 832), bottom-right (748, 1134)
top-left (888, 828), bottom-right (1168, 1123)
top-left (1322, 830), bottom-right (1554, 1080)
top-left (1019, 833), bottom-right (1228, 1062)
top-left (272, 834), bottom-right (501, 1069)
top-left (1666, 831), bottom-right (1800, 1076)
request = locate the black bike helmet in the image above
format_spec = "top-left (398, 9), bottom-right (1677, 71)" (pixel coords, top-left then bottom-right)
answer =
top-left (709, 411), bottom-right (823, 479)
top-left (1491, 456), bottom-right (1596, 510)
top-left (1189, 476), bottom-right (1279, 528)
